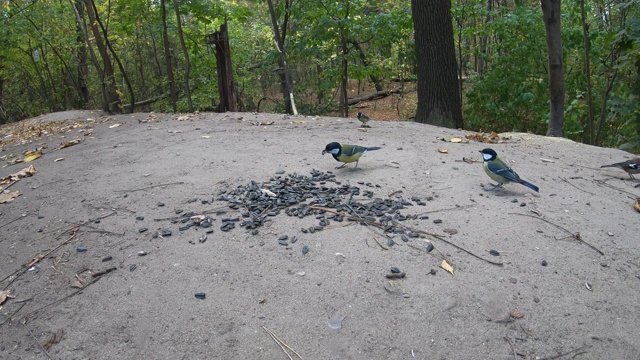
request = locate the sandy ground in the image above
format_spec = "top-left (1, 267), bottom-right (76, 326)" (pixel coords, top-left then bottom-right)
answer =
top-left (0, 110), bottom-right (639, 360)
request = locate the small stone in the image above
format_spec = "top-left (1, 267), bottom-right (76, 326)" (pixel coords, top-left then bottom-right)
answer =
top-left (275, 169), bottom-right (285, 174)
top-left (541, 260), bottom-right (548, 267)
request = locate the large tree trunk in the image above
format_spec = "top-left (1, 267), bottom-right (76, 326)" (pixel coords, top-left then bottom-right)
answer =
top-left (84, 0), bottom-right (120, 112)
top-left (173, 0), bottom-right (193, 112)
top-left (411, 0), bottom-right (463, 129)
top-left (541, 0), bottom-right (565, 137)
top-left (266, 0), bottom-right (297, 115)
top-left (161, 0), bottom-right (177, 112)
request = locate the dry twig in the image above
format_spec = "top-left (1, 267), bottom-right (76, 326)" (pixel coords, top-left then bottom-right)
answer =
top-left (21, 321), bottom-right (55, 360)
top-left (504, 336), bottom-right (517, 360)
top-left (115, 181), bottom-right (185, 193)
top-left (539, 344), bottom-right (591, 360)
top-left (262, 326), bottom-right (303, 359)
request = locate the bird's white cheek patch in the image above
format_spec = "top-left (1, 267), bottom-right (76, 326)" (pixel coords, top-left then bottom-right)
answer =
top-left (329, 149), bottom-right (340, 155)
top-left (483, 153), bottom-right (492, 161)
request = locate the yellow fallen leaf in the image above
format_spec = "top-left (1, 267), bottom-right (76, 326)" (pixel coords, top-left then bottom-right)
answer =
top-left (0, 190), bottom-right (21, 203)
top-left (291, 120), bottom-right (305, 124)
top-left (634, 198), bottom-right (640, 213)
top-left (109, 123), bottom-right (121, 128)
top-left (438, 149), bottom-right (449, 154)
top-left (201, 136), bottom-right (211, 139)
top-left (440, 260), bottom-right (454, 275)
top-left (24, 152), bottom-right (42, 162)
top-left (450, 137), bottom-right (462, 143)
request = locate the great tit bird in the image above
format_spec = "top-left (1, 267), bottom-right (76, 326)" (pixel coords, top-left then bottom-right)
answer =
top-left (322, 142), bottom-right (381, 170)
top-left (480, 148), bottom-right (539, 192)
top-left (600, 158), bottom-right (640, 180)
top-left (356, 112), bottom-right (371, 127)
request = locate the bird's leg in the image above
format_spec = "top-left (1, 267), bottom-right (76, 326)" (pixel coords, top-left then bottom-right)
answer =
top-left (350, 160), bottom-right (360, 171)
top-left (483, 183), bottom-right (504, 191)
top-left (336, 163), bottom-right (347, 169)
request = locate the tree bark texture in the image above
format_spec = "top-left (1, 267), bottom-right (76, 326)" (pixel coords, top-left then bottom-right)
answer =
top-left (267, 0), bottom-right (297, 115)
top-left (161, 0), bottom-right (177, 112)
top-left (541, 0), bottom-right (565, 137)
top-left (411, 0), bottom-right (464, 129)
top-left (173, 0), bottom-right (193, 112)
top-left (75, 0), bottom-right (89, 108)
top-left (85, 0), bottom-right (120, 112)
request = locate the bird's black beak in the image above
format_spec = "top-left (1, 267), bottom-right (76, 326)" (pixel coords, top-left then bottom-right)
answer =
top-left (322, 150), bottom-right (326, 155)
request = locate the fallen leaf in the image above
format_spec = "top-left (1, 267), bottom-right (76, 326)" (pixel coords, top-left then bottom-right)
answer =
top-left (27, 254), bottom-right (45, 267)
top-left (462, 157), bottom-right (476, 164)
top-left (634, 198), bottom-right (640, 213)
top-left (510, 310), bottom-right (524, 319)
top-left (24, 152), bottom-right (42, 162)
top-left (43, 329), bottom-right (65, 351)
top-left (176, 115), bottom-right (191, 121)
top-left (440, 260), bottom-right (454, 275)
top-left (54, 158), bottom-right (65, 162)
top-left (438, 149), bottom-right (449, 154)
top-left (3, 165), bottom-right (36, 183)
top-left (70, 280), bottom-right (84, 289)
top-left (0, 190), bottom-right (21, 203)
top-left (0, 290), bottom-right (14, 305)
top-left (201, 135), bottom-right (211, 139)
top-left (56, 139), bottom-right (81, 150)
top-left (450, 137), bottom-right (462, 143)
top-left (291, 120), bottom-right (305, 124)
top-left (108, 123), bottom-right (121, 128)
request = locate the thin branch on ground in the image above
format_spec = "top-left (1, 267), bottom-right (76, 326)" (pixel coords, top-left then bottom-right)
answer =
top-left (114, 181), bottom-right (185, 193)
top-left (539, 345), bottom-right (592, 360)
top-left (559, 177), bottom-right (596, 196)
top-left (308, 205), bottom-right (503, 267)
top-left (509, 213), bottom-right (604, 255)
top-left (416, 204), bottom-right (476, 216)
top-left (594, 178), bottom-right (639, 197)
top-left (504, 336), bottom-right (517, 360)
top-left (262, 326), bottom-right (303, 360)
top-left (21, 321), bottom-right (55, 360)
top-left (21, 277), bottom-right (103, 322)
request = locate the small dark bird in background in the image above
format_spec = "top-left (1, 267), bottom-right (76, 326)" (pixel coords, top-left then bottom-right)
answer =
top-left (600, 158), bottom-right (640, 180)
top-left (322, 142), bottom-right (381, 170)
top-left (356, 112), bottom-right (371, 127)
top-left (479, 148), bottom-right (539, 192)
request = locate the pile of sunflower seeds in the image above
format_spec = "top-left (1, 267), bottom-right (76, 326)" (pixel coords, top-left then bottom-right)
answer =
top-left (215, 169), bottom-right (429, 234)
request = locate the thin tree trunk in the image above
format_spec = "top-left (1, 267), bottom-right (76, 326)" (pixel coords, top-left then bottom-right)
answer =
top-left (69, 0), bottom-right (103, 106)
top-left (90, 0), bottom-right (134, 113)
top-left (351, 41), bottom-right (383, 92)
top-left (266, 0), bottom-right (297, 115)
top-left (75, 0), bottom-right (89, 108)
top-left (541, 0), bottom-right (565, 137)
top-left (173, 0), bottom-right (193, 112)
top-left (580, 0), bottom-right (594, 144)
top-left (161, 0), bottom-right (177, 112)
top-left (85, 0), bottom-right (120, 112)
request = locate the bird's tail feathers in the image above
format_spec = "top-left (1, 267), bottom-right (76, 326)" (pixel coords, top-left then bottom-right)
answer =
top-left (519, 180), bottom-right (539, 192)
top-left (601, 162), bottom-right (625, 169)
top-left (366, 146), bottom-right (382, 151)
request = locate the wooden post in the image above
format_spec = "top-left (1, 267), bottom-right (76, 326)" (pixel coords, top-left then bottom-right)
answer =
top-left (205, 20), bottom-right (236, 112)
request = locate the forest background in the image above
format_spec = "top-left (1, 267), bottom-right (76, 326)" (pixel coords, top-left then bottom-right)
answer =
top-left (0, 0), bottom-right (639, 150)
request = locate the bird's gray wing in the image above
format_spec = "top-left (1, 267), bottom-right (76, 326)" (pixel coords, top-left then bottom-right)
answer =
top-left (487, 162), bottom-right (520, 182)
top-left (342, 145), bottom-right (366, 157)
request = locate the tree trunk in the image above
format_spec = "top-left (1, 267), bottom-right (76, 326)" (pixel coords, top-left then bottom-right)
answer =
top-left (580, 0), bottom-right (594, 144)
top-left (266, 0), bottom-right (297, 115)
top-left (84, 0), bottom-right (120, 112)
top-left (161, 0), bottom-right (177, 112)
top-left (411, 0), bottom-right (464, 129)
top-left (173, 0), bottom-right (193, 112)
top-left (75, 0), bottom-right (89, 108)
top-left (541, 0), bottom-right (565, 137)
top-left (351, 40), bottom-right (383, 92)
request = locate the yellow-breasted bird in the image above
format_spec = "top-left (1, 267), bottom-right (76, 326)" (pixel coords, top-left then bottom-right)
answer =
top-left (356, 112), bottom-right (371, 127)
top-left (322, 142), bottom-right (381, 170)
top-left (600, 158), bottom-right (640, 180)
top-left (480, 148), bottom-right (539, 192)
